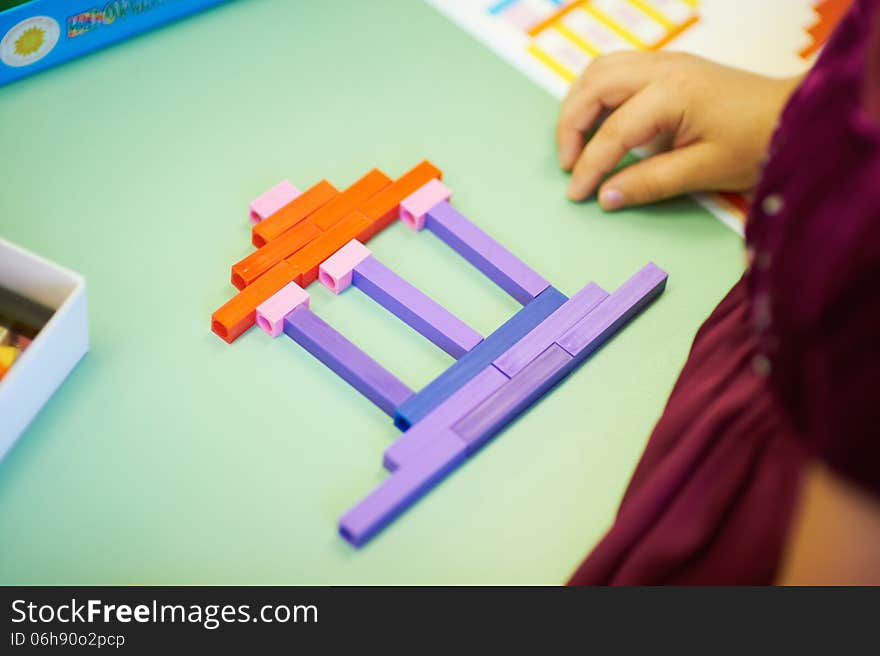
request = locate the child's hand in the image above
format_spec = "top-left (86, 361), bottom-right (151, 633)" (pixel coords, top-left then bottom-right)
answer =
top-left (557, 51), bottom-right (802, 209)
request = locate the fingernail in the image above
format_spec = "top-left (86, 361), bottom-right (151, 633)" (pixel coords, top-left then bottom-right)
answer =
top-left (599, 188), bottom-right (624, 210)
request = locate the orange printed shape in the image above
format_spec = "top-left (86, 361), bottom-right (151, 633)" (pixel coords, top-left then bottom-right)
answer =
top-left (800, 0), bottom-right (852, 59)
top-left (285, 211), bottom-right (372, 287)
top-left (527, 2), bottom-right (578, 37)
top-left (232, 220), bottom-right (321, 290)
top-left (649, 15), bottom-right (699, 51)
top-left (252, 180), bottom-right (338, 247)
top-left (212, 261), bottom-right (301, 343)
top-left (359, 161), bottom-right (442, 233)
top-left (310, 169), bottom-right (392, 231)
top-left (719, 191), bottom-right (750, 216)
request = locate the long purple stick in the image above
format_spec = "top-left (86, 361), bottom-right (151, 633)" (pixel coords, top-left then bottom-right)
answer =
top-left (383, 366), bottom-right (508, 471)
top-left (339, 431), bottom-right (468, 547)
top-left (283, 306), bottom-right (413, 417)
top-left (557, 263), bottom-right (668, 359)
top-left (454, 263), bottom-right (669, 454)
top-left (352, 255), bottom-right (482, 359)
top-left (455, 344), bottom-right (575, 453)
top-left (493, 282), bottom-right (608, 377)
top-left (426, 201), bottom-right (550, 305)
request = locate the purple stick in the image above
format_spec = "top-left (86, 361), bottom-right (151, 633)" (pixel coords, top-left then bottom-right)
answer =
top-left (283, 306), bottom-right (414, 417)
top-left (556, 262), bottom-right (668, 359)
top-left (383, 366), bottom-right (508, 471)
top-left (339, 431), bottom-right (468, 547)
top-left (493, 282), bottom-right (608, 377)
top-left (454, 344), bottom-right (575, 453)
top-left (352, 255), bottom-right (482, 360)
top-left (455, 264), bottom-right (668, 454)
top-left (425, 201), bottom-right (550, 305)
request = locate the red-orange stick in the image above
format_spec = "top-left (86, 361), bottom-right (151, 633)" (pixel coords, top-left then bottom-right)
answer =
top-left (358, 160), bottom-right (442, 241)
top-left (310, 169), bottom-right (392, 231)
top-left (231, 220), bottom-right (321, 290)
top-left (285, 211), bottom-right (372, 287)
top-left (211, 261), bottom-right (301, 343)
top-left (252, 180), bottom-right (338, 247)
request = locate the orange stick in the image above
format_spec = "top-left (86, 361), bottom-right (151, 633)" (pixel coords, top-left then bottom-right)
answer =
top-left (285, 210), bottom-right (372, 287)
top-left (252, 180), bottom-right (338, 247)
top-left (231, 220), bottom-right (321, 290)
top-left (310, 168), bottom-right (392, 231)
top-left (358, 160), bottom-right (442, 241)
top-left (211, 261), bottom-right (301, 343)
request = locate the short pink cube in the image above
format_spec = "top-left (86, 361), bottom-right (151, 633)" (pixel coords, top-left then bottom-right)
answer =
top-left (256, 281), bottom-right (310, 337)
top-left (399, 179), bottom-right (451, 231)
top-left (249, 180), bottom-right (301, 225)
top-left (318, 240), bottom-right (372, 294)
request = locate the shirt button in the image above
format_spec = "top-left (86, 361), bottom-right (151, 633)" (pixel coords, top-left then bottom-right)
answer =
top-left (754, 295), bottom-right (772, 331)
top-left (762, 193), bottom-right (784, 216)
top-left (752, 354), bottom-right (772, 377)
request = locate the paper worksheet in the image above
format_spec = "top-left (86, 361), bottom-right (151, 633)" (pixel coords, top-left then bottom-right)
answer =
top-left (428, 0), bottom-right (833, 235)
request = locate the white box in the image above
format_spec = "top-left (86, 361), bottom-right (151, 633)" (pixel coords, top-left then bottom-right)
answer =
top-left (0, 238), bottom-right (88, 461)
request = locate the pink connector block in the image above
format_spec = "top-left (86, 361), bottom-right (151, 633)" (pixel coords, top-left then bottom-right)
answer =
top-left (256, 281), bottom-right (310, 337)
top-left (399, 179), bottom-right (451, 231)
top-left (318, 240), bottom-right (372, 294)
top-left (249, 180), bottom-right (302, 224)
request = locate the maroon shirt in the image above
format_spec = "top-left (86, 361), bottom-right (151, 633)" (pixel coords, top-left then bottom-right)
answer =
top-left (748, 0), bottom-right (880, 498)
top-left (569, 0), bottom-right (880, 585)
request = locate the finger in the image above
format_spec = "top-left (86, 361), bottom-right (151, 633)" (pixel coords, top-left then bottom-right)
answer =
top-left (557, 68), bottom-right (650, 170)
top-left (557, 53), bottom-right (654, 170)
top-left (566, 83), bottom-right (682, 200)
top-left (597, 142), bottom-right (719, 210)
top-left (562, 50), bottom-right (646, 104)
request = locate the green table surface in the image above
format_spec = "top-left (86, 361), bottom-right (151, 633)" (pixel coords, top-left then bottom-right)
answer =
top-left (0, 0), bottom-right (744, 584)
